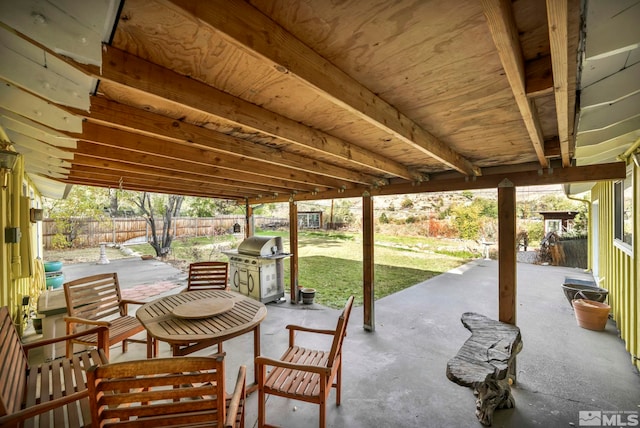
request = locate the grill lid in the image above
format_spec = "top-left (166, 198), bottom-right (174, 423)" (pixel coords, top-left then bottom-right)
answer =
top-left (237, 236), bottom-right (279, 257)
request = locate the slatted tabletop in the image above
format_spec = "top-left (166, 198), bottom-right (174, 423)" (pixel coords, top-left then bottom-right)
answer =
top-left (137, 290), bottom-right (267, 390)
top-left (137, 290), bottom-right (266, 347)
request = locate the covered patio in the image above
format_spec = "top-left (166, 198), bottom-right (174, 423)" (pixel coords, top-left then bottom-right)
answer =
top-left (40, 258), bottom-right (636, 428)
top-left (2, 0), bottom-right (639, 425)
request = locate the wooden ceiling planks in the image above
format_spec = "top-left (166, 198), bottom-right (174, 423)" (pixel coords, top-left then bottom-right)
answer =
top-left (163, 0), bottom-right (480, 176)
top-left (3, 0), bottom-right (607, 201)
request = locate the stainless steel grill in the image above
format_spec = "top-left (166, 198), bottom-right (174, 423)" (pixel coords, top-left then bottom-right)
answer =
top-left (223, 236), bottom-right (290, 303)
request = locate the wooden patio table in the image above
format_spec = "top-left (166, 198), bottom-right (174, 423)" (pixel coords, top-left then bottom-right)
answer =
top-left (136, 289), bottom-right (267, 390)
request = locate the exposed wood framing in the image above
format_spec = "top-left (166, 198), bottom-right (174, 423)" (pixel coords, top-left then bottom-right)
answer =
top-left (67, 45), bottom-right (416, 183)
top-left (68, 154), bottom-right (299, 196)
top-left (168, 0), bottom-right (480, 177)
top-left (362, 193), bottom-right (375, 331)
top-left (546, 0), bottom-right (571, 167)
top-left (481, 0), bottom-right (548, 168)
top-left (249, 162), bottom-right (627, 204)
top-left (245, 203), bottom-right (253, 238)
top-left (76, 97), bottom-right (382, 184)
top-left (498, 179), bottom-right (516, 325)
top-left (67, 119), bottom-right (371, 189)
top-left (289, 201), bottom-right (299, 303)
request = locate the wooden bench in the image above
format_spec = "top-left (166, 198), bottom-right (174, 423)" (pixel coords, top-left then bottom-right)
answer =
top-left (446, 312), bottom-right (522, 426)
top-left (0, 306), bottom-right (108, 428)
top-left (64, 273), bottom-right (148, 360)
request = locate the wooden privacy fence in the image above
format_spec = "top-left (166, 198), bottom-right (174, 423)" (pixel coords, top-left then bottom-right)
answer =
top-left (42, 216), bottom-right (286, 249)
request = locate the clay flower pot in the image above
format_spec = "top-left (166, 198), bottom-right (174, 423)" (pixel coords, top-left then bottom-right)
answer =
top-left (572, 299), bottom-right (610, 331)
top-left (300, 288), bottom-right (316, 305)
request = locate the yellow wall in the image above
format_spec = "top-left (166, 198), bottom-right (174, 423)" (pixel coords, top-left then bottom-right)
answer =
top-left (591, 159), bottom-right (639, 369)
top-left (0, 156), bottom-right (45, 336)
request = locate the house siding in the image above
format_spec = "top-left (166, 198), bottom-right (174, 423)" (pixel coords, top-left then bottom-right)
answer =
top-left (591, 160), bottom-right (639, 369)
top-left (0, 156), bottom-right (45, 336)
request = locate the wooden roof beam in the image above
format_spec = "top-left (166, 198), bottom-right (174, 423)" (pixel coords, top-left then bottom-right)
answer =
top-left (68, 163), bottom-right (295, 195)
top-left (70, 143), bottom-right (328, 194)
top-left (481, 0), bottom-right (549, 168)
top-left (167, 0), bottom-right (480, 177)
top-left (75, 96), bottom-right (380, 184)
top-left (65, 169), bottom-right (262, 198)
top-left (546, 0), bottom-right (571, 167)
top-left (66, 46), bottom-right (414, 182)
top-left (68, 122), bottom-right (355, 189)
top-left (251, 162), bottom-right (626, 204)
top-left (60, 176), bottom-right (243, 199)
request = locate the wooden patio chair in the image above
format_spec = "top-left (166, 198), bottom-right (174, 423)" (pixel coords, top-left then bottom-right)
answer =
top-left (0, 306), bottom-right (108, 428)
top-left (256, 295), bottom-right (354, 428)
top-left (183, 261), bottom-right (230, 292)
top-left (86, 354), bottom-right (246, 428)
top-left (64, 273), bottom-right (147, 360)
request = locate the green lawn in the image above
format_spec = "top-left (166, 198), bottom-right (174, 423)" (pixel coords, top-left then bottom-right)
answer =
top-left (130, 230), bottom-right (478, 309)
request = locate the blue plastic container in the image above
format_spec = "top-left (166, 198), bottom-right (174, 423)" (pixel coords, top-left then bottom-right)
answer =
top-left (46, 273), bottom-right (64, 289)
top-left (44, 261), bottom-right (63, 272)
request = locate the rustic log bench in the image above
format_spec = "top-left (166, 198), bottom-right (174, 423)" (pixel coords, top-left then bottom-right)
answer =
top-left (0, 306), bottom-right (108, 428)
top-left (446, 312), bottom-right (522, 426)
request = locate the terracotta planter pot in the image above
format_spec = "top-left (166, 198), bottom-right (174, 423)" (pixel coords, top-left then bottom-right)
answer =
top-left (572, 299), bottom-right (610, 331)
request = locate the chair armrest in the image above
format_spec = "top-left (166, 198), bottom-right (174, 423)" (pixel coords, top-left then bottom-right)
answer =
top-left (256, 355), bottom-right (331, 376)
top-left (0, 389), bottom-right (87, 426)
top-left (120, 299), bottom-right (147, 306)
top-left (286, 324), bottom-right (336, 346)
top-left (286, 324), bottom-right (335, 335)
top-left (225, 365), bottom-right (247, 428)
top-left (22, 325), bottom-right (109, 353)
top-left (64, 316), bottom-right (111, 327)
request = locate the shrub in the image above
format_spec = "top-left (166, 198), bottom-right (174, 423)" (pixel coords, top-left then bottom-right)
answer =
top-left (525, 221), bottom-right (544, 243)
top-left (400, 197), bottom-right (414, 209)
top-left (451, 204), bottom-right (481, 240)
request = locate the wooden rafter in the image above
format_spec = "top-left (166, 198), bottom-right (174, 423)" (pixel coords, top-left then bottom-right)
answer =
top-left (481, 0), bottom-right (549, 168)
top-left (67, 140), bottom-right (329, 195)
top-left (66, 46), bottom-right (416, 182)
top-left (60, 176), bottom-right (243, 199)
top-left (77, 96), bottom-right (379, 184)
top-left (167, 0), bottom-right (480, 177)
top-left (67, 162), bottom-right (297, 195)
top-left (65, 169), bottom-right (259, 198)
top-left (251, 162), bottom-right (627, 204)
top-left (68, 122), bottom-right (360, 188)
top-left (546, 0), bottom-right (571, 167)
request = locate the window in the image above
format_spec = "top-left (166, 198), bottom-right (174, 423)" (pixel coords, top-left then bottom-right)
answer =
top-left (614, 165), bottom-right (633, 252)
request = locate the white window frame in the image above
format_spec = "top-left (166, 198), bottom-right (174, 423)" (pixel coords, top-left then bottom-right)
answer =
top-left (613, 164), bottom-right (633, 256)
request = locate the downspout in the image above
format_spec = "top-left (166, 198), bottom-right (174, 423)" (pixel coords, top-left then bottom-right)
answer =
top-left (564, 188), bottom-right (591, 272)
top-left (10, 155), bottom-right (22, 277)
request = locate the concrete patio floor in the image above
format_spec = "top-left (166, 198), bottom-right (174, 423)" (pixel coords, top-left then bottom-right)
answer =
top-left (35, 257), bottom-right (640, 427)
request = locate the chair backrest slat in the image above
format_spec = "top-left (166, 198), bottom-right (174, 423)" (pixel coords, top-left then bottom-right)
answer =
top-left (88, 355), bottom-right (228, 427)
top-left (64, 273), bottom-right (123, 322)
top-left (0, 307), bottom-right (28, 417)
top-left (187, 262), bottom-right (229, 291)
